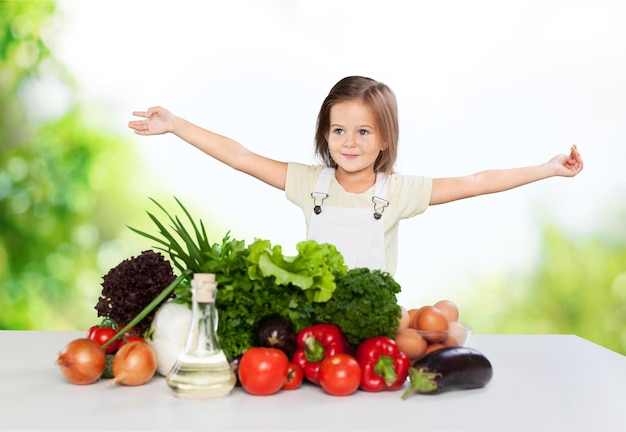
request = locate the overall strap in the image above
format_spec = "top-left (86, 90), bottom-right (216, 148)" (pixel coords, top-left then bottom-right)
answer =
top-left (311, 167), bottom-right (334, 214)
top-left (313, 167), bottom-right (335, 196)
top-left (373, 172), bottom-right (389, 201)
top-left (372, 173), bottom-right (390, 220)
top-left (311, 168), bottom-right (390, 218)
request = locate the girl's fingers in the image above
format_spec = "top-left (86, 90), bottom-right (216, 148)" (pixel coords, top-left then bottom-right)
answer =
top-left (128, 120), bottom-right (149, 132)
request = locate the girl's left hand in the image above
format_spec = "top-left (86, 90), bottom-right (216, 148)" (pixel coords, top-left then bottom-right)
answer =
top-left (550, 144), bottom-right (583, 177)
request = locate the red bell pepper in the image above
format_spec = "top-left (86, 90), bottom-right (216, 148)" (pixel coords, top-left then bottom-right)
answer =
top-left (292, 323), bottom-right (350, 385)
top-left (354, 336), bottom-right (410, 392)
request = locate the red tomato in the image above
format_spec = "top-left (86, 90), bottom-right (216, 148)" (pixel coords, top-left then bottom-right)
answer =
top-left (87, 326), bottom-right (119, 355)
top-left (318, 353), bottom-right (361, 396)
top-left (238, 347), bottom-right (289, 396)
top-left (283, 362), bottom-right (303, 390)
top-left (122, 327), bottom-right (141, 337)
top-left (118, 335), bottom-right (145, 348)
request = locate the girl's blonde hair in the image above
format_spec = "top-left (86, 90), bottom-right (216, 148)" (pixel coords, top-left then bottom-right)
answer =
top-left (314, 76), bottom-right (399, 175)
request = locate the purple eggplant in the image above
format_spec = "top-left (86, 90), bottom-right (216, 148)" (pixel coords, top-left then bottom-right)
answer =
top-left (255, 315), bottom-right (296, 355)
top-left (229, 355), bottom-right (242, 386)
top-left (401, 346), bottom-right (493, 399)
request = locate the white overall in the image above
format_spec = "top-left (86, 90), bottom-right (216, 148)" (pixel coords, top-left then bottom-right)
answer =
top-left (307, 167), bottom-right (390, 271)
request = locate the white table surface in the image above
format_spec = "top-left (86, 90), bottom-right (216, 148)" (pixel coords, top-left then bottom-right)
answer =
top-left (0, 330), bottom-right (624, 432)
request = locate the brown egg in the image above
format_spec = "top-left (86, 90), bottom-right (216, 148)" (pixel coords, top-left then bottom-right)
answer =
top-left (423, 343), bottom-right (447, 357)
top-left (394, 328), bottom-right (428, 361)
top-left (444, 321), bottom-right (468, 347)
top-left (407, 308), bottom-right (421, 329)
top-left (434, 299), bottom-right (459, 322)
top-left (415, 306), bottom-right (448, 342)
top-left (398, 306), bottom-right (411, 331)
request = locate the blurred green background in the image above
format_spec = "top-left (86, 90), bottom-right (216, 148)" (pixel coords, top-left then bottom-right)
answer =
top-left (1, 1), bottom-right (624, 355)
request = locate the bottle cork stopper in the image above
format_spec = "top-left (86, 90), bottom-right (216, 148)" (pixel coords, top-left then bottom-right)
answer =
top-left (192, 273), bottom-right (217, 302)
top-left (193, 273), bottom-right (215, 283)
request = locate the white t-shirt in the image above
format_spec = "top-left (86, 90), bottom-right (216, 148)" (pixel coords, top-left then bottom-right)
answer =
top-left (285, 162), bottom-right (432, 275)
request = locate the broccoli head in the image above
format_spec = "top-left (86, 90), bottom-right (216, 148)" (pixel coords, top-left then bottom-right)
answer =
top-left (312, 267), bottom-right (402, 347)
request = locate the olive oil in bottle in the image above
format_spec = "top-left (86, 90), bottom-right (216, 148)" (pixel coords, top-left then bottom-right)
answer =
top-left (166, 273), bottom-right (236, 399)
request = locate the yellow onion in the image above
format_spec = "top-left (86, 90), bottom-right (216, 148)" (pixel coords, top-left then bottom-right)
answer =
top-left (57, 338), bottom-right (106, 385)
top-left (109, 341), bottom-right (157, 386)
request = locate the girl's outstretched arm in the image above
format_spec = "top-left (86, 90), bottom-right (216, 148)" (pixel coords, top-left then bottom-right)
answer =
top-left (128, 106), bottom-right (288, 190)
top-left (429, 145), bottom-right (583, 205)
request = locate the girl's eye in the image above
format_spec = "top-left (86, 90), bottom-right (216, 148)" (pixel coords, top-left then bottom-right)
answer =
top-left (333, 128), bottom-right (344, 135)
top-left (359, 129), bottom-right (369, 136)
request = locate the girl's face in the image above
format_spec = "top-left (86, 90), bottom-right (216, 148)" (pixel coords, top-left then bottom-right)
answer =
top-left (326, 99), bottom-right (386, 178)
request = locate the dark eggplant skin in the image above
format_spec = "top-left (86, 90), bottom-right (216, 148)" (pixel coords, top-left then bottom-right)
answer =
top-left (229, 355), bottom-right (242, 387)
top-left (254, 315), bottom-right (296, 355)
top-left (402, 346), bottom-right (493, 398)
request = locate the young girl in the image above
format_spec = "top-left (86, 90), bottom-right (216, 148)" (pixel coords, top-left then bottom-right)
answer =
top-left (129, 76), bottom-right (584, 275)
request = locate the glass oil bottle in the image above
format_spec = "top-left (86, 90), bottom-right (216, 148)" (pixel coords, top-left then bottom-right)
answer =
top-left (166, 273), bottom-right (236, 399)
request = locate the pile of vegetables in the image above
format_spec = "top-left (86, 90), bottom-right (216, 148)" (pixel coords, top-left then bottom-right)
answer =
top-left (58, 249), bottom-right (188, 386)
top-left (55, 197), bottom-right (493, 399)
top-left (237, 324), bottom-right (410, 397)
top-left (129, 198), bottom-right (402, 361)
top-left (235, 323), bottom-right (493, 398)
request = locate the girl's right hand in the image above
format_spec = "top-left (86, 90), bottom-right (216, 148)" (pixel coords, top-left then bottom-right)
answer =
top-left (128, 106), bottom-right (175, 136)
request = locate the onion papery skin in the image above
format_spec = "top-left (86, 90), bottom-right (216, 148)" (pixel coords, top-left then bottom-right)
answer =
top-left (110, 341), bottom-right (157, 386)
top-left (57, 338), bottom-right (106, 385)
